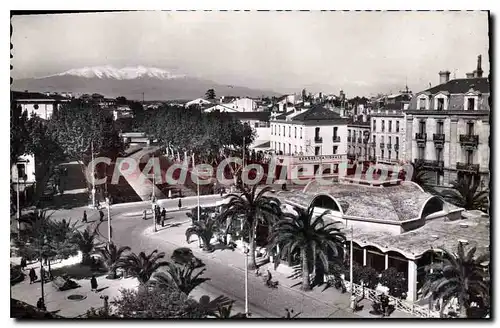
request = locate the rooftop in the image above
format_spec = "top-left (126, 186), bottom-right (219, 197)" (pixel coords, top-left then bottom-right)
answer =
top-left (420, 77), bottom-right (490, 95)
top-left (227, 111), bottom-right (271, 121)
top-left (274, 105), bottom-right (350, 123)
top-left (11, 90), bottom-right (67, 101)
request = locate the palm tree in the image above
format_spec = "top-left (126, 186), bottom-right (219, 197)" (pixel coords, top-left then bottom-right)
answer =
top-left (440, 177), bottom-right (489, 212)
top-left (218, 184), bottom-right (281, 269)
top-left (73, 226), bottom-right (100, 265)
top-left (152, 262), bottom-right (210, 295)
top-left (185, 218), bottom-right (219, 252)
top-left (212, 301), bottom-right (247, 318)
top-left (115, 250), bottom-right (169, 288)
top-left (421, 243), bottom-right (490, 318)
top-left (410, 161), bottom-right (436, 194)
top-left (268, 205), bottom-right (346, 291)
top-left (97, 242), bottom-right (131, 279)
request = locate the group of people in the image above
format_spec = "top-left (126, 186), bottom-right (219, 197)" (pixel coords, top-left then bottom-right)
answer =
top-left (142, 205), bottom-right (169, 227)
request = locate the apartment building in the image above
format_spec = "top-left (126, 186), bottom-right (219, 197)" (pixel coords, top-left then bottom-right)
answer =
top-left (347, 114), bottom-right (371, 161)
top-left (404, 55), bottom-right (490, 187)
top-left (269, 104), bottom-right (349, 177)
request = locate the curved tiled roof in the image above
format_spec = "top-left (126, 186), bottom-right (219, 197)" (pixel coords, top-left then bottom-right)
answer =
top-left (278, 181), bottom-right (440, 222)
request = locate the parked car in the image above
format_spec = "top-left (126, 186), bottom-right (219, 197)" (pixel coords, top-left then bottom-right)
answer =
top-left (171, 247), bottom-right (204, 268)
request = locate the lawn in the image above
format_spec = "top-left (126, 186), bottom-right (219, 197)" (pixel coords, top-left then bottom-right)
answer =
top-left (51, 262), bottom-right (108, 280)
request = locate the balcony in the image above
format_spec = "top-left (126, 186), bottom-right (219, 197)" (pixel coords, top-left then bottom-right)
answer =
top-left (363, 138), bottom-right (369, 144)
top-left (386, 143), bottom-right (392, 150)
top-left (368, 155), bottom-right (376, 161)
top-left (456, 162), bottom-right (480, 174)
top-left (394, 144), bottom-right (399, 151)
top-left (357, 138), bottom-right (362, 143)
top-left (332, 136), bottom-right (341, 143)
top-left (380, 143), bottom-right (385, 149)
top-left (414, 158), bottom-right (445, 171)
top-left (416, 132), bottom-right (427, 148)
top-left (371, 142), bottom-right (376, 148)
top-left (459, 134), bottom-right (479, 150)
top-left (314, 137), bottom-right (323, 143)
top-left (347, 136), bottom-right (352, 142)
top-left (433, 133), bottom-right (445, 149)
top-left (347, 153), bottom-right (356, 160)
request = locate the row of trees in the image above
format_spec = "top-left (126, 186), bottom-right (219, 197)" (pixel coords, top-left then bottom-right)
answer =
top-left (10, 99), bottom-right (125, 205)
top-left (138, 105), bottom-right (255, 165)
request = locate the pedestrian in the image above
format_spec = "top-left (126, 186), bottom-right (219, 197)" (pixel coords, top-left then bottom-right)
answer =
top-left (161, 208), bottom-right (166, 219)
top-left (178, 198), bottom-right (182, 210)
top-left (29, 268), bottom-right (36, 284)
top-left (142, 209), bottom-right (147, 220)
top-left (20, 257), bottom-right (27, 270)
top-left (95, 199), bottom-right (100, 209)
top-left (82, 210), bottom-right (87, 223)
top-left (282, 183), bottom-right (287, 191)
top-left (99, 209), bottom-right (104, 222)
top-left (90, 275), bottom-right (98, 292)
top-left (36, 297), bottom-right (46, 311)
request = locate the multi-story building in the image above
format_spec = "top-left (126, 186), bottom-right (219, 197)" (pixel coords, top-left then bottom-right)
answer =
top-left (404, 55), bottom-right (490, 187)
top-left (347, 114), bottom-right (371, 161)
top-left (270, 104), bottom-right (349, 178)
top-left (12, 91), bottom-right (68, 120)
top-left (226, 112), bottom-right (271, 149)
top-left (369, 89), bottom-right (412, 165)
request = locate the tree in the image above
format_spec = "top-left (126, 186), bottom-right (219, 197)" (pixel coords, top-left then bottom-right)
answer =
top-left (10, 101), bottom-right (28, 167)
top-left (268, 205), bottom-right (346, 291)
top-left (112, 285), bottom-right (205, 318)
top-left (115, 250), bottom-right (169, 288)
top-left (116, 96), bottom-right (128, 105)
top-left (409, 161), bottom-right (436, 194)
top-left (205, 89), bottom-right (216, 100)
top-left (73, 226), bottom-right (100, 265)
top-left (421, 243), bottom-right (490, 318)
top-left (97, 242), bottom-right (131, 279)
top-left (152, 263), bottom-right (210, 295)
top-left (218, 184), bottom-right (281, 269)
top-left (185, 218), bottom-right (219, 252)
top-left (212, 301), bottom-right (247, 318)
top-left (50, 101), bottom-right (124, 193)
top-left (440, 176), bottom-right (489, 212)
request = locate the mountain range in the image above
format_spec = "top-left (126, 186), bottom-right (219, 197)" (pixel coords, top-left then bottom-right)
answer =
top-left (11, 66), bottom-right (281, 100)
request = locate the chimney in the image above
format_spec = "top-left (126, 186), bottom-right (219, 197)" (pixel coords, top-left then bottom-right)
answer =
top-left (439, 71), bottom-right (450, 84)
top-left (474, 55), bottom-right (483, 78)
top-left (466, 72), bottom-right (474, 79)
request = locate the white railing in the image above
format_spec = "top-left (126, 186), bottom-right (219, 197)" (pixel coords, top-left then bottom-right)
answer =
top-left (340, 279), bottom-right (440, 318)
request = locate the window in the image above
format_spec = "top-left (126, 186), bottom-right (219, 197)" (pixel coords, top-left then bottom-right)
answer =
top-left (372, 135), bottom-right (376, 142)
top-left (437, 98), bottom-right (444, 111)
top-left (467, 122), bottom-right (474, 135)
top-left (381, 149), bottom-right (385, 159)
top-left (294, 127), bottom-right (297, 138)
top-left (333, 146), bottom-right (338, 154)
top-left (436, 148), bottom-right (443, 162)
top-left (419, 121), bottom-right (426, 134)
top-left (388, 136), bottom-right (392, 145)
top-left (396, 121), bottom-right (400, 132)
top-left (289, 126), bottom-right (291, 137)
top-left (437, 121), bottom-right (444, 134)
top-left (315, 146), bottom-right (321, 156)
top-left (300, 127), bottom-right (303, 139)
top-left (315, 127), bottom-right (320, 138)
top-left (278, 125), bottom-right (281, 136)
top-left (395, 151), bottom-right (399, 160)
top-left (388, 120), bottom-right (392, 132)
top-left (373, 120), bottom-right (377, 132)
top-left (467, 98), bottom-right (475, 111)
top-left (382, 120), bottom-right (385, 132)
top-left (396, 136), bottom-right (399, 145)
top-left (294, 145), bottom-right (297, 153)
top-left (289, 144), bottom-right (291, 154)
top-left (348, 129), bottom-right (351, 138)
top-left (419, 98), bottom-right (426, 109)
top-left (466, 150), bottom-right (473, 164)
top-left (381, 136), bottom-right (384, 144)
top-left (16, 164), bottom-right (26, 179)
top-left (255, 122), bottom-right (259, 128)
top-left (300, 146), bottom-right (303, 154)
top-left (388, 150), bottom-right (391, 159)
top-left (333, 127), bottom-right (338, 138)
top-left (418, 147), bottom-right (424, 159)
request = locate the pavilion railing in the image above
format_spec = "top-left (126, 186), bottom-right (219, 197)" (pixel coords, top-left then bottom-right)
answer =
top-left (340, 279), bottom-right (440, 318)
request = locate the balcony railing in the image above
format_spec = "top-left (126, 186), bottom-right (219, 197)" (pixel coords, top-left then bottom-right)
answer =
top-left (371, 142), bottom-right (376, 148)
top-left (386, 143), bottom-right (392, 150)
top-left (414, 159), bottom-right (445, 170)
top-left (394, 144), bottom-right (399, 151)
top-left (380, 143), bottom-right (385, 149)
top-left (459, 134), bottom-right (479, 149)
top-left (363, 138), bottom-right (369, 144)
top-left (347, 153), bottom-right (356, 160)
top-left (332, 136), bottom-right (340, 143)
top-left (456, 162), bottom-right (480, 174)
top-left (415, 132), bottom-right (427, 141)
top-left (314, 137), bottom-right (323, 143)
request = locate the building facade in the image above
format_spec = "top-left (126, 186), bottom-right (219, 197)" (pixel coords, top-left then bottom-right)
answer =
top-left (404, 55), bottom-right (490, 187)
top-left (347, 115), bottom-right (371, 161)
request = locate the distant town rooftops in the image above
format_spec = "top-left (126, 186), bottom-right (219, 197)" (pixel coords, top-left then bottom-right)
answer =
top-left (11, 90), bottom-right (68, 101)
top-left (226, 111), bottom-right (271, 121)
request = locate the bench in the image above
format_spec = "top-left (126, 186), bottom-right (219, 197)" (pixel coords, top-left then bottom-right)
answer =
top-left (52, 276), bottom-right (80, 291)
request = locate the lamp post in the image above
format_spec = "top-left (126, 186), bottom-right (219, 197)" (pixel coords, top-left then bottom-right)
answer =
top-left (16, 173), bottom-right (20, 237)
top-left (91, 141), bottom-right (96, 208)
top-left (152, 154), bottom-right (157, 233)
top-left (243, 244), bottom-right (249, 315)
top-left (349, 225), bottom-right (354, 301)
top-left (106, 197), bottom-right (111, 243)
top-left (40, 235), bottom-right (47, 307)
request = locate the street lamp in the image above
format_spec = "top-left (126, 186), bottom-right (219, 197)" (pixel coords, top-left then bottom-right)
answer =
top-left (152, 195), bottom-right (157, 233)
top-left (91, 141), bottom-right (96, 208)
top-left (243, 245), bottom-right (249, 315)
top-left (40, 235), bottom-right (48, 307)
top-left (106, 197), bottom-right (112, 243)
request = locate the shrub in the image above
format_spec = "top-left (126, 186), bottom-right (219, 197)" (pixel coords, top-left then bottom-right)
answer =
top-left (379, 267), bottom-right (408, 298)
top-left (342, 262), bottom-right (380, 289)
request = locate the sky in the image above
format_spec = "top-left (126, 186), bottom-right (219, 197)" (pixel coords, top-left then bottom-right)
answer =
top-left (11, 11), bottom-right (490, 96)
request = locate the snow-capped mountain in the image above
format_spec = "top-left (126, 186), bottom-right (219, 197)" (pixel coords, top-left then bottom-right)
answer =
top-left (45, 65), bottom-right (186, 80)
top-left (12, 66), bottom-right (280, 100)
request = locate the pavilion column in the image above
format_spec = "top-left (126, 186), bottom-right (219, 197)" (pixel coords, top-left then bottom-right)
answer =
top-left (363, 249), bottom-right (367, 266)
top-left (407, 259), bottom-right (418, 302)
top-left (385, 253), bottom-right (389, 270)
